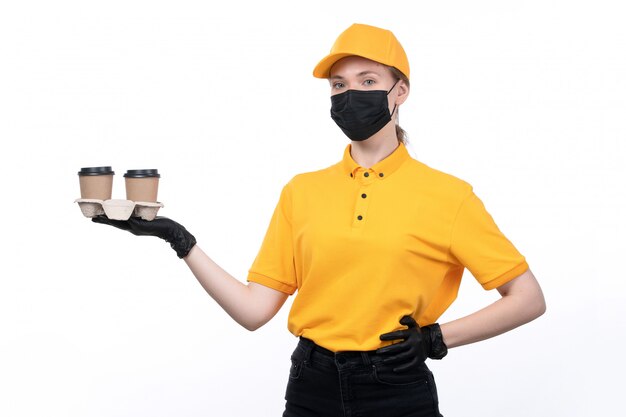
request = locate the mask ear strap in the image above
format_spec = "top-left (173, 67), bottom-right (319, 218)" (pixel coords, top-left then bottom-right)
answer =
top-left (388, 79), bottom-right (401, 119)
top-left (387, 79), bottom-right (400, 95)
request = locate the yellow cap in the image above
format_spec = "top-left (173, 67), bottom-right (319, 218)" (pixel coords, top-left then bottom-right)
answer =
top-left (313, 23), bottom-right (410, 80)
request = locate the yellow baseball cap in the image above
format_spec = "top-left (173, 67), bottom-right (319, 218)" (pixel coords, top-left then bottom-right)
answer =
top-left (313, 23), bottom-right (410, 80)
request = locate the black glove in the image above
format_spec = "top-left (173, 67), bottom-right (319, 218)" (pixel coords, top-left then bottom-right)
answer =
top-left (377, 315), bottom-right (448, 372)
top-left (92, 215), bottom-right (197, 259)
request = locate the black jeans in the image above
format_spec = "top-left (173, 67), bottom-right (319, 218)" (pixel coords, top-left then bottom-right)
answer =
top-left (283, 337), bottom-right (444, 417)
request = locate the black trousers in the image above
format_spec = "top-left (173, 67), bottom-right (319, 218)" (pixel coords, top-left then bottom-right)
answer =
top-left (283, 337), bottom-right (444, 417)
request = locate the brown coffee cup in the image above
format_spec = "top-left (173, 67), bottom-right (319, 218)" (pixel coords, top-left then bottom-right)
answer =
top-left (124, 169), bottom-right (160, 202)
top-left (78, 166), bottom-right (115, 200)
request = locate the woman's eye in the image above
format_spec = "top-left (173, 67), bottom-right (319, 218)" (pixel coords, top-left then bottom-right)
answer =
top-left (363, 79), bottom-right (375, 86)
top-left (333, 82), bottom-right (345, 89)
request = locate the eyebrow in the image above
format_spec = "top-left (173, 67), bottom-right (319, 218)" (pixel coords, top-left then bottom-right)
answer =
top-left (330, 70), bottom-right (381, 80)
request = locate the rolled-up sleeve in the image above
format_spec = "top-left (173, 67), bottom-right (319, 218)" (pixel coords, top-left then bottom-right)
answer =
top-left (449, 189), bottom-right (529, 290)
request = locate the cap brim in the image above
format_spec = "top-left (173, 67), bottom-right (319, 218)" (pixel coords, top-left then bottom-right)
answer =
top-left (313, 52), bottom-right (356, 78)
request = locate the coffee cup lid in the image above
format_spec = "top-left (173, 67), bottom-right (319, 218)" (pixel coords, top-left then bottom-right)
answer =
top-left (78, 166), bottom-right (115, 176)
top-left (124, 169), bottom-right (160, 178)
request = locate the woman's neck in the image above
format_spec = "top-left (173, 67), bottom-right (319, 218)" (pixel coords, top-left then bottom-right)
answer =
top-left (349, 124), bottom-right (399, 168)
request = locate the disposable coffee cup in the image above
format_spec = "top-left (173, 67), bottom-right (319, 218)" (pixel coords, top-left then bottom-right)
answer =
top-left (124, 169), bottom-right (160, 202)
top-left (78, 166), bottom-right (115, 200)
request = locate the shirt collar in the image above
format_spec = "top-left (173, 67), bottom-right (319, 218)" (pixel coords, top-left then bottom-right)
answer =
top-left (341, 142), bottom-right (410, 180)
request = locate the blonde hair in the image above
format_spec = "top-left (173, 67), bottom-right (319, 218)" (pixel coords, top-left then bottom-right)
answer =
top-left (387, 66), bottom-right (410, 145)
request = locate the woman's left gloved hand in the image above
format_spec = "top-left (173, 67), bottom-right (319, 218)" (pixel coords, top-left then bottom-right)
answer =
top-left (377, 315), bottom-right (448, 372)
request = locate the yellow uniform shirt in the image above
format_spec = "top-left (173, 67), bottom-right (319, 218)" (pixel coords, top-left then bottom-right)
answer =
top-left (247, 142), bottom-right (529, 352)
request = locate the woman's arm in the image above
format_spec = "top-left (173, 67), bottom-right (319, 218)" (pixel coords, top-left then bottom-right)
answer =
top-left (184, 245), bottom-right (289, 331)
top-left (91, 216), bottom-right (289, 330)
top-left (439, 268), bottom-right (546, 348)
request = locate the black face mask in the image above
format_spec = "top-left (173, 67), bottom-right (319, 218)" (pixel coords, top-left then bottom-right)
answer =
top-left (330, 80), bottom-right (399, 141)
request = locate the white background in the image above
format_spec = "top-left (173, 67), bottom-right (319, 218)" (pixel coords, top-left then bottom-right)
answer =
top-left (1, 1), bottom-right (624, 416)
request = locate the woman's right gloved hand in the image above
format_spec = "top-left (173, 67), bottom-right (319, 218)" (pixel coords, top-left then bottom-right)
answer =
top-left (92, 216), bottom-right (196, 259)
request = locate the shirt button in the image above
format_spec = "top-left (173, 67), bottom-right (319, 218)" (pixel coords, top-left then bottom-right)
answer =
top-left (364, 172), bottom-right (369, 177)
top-left (379, 173), bottom-right (384, 177)
top-left (350, 173), bottom-right (353, 177)
top-left (361, 193), bottom-right (367, 198)
top-left (357, 215), bottom-right (363, 220)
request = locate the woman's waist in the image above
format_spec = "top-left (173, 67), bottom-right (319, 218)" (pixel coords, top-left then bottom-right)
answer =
top-left (293, 336), bottom-right (431, 375)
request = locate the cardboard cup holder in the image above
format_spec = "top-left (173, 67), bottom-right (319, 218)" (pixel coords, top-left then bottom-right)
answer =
top-left (75, 198), bottom-right (164, 221)
top-left (74, 198), bottom-right (106, 218)
top-left (77, 167), bottom-right (163, 221)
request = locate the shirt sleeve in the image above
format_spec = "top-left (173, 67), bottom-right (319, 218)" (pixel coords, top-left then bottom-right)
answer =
top-left (246, 182), bottom-right (298, 295)
top-left (449, 188), bottom-right (529, 290)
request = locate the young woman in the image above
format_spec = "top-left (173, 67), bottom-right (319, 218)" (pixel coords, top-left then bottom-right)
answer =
top-left (94, 23), bottom-right (546, 417)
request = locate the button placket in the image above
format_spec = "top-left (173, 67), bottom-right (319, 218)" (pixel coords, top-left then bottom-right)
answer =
top-left (351, 168), bottom-right (378, 229)
top-left (352, 184), bottom-right (371, 228)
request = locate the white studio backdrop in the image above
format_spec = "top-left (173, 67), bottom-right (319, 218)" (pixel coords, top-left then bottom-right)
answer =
top-left (0, 1), bottom-right (624, 416)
